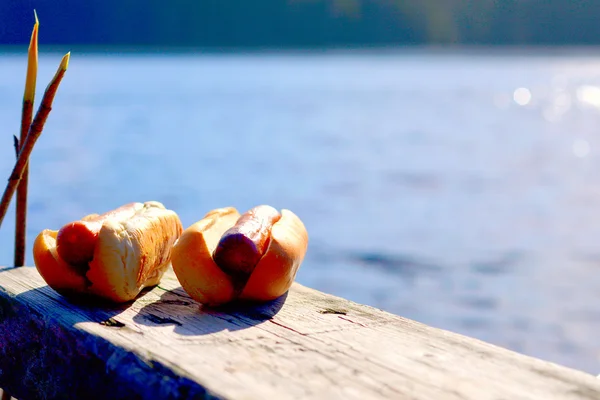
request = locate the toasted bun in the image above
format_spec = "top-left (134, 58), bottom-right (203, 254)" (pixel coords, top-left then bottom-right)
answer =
top-left (240, 209), bottom-right (308, 302)
top-left (33, 201), bottom-right (183, 302)
top-left (33, 229), bottom-right (88, 296)
top-left (172, 206), bottom-right (309, 305)
top-left (171, 207), bottom-right (240, 306)
top-left (87, 202), bottom-right (183, 302)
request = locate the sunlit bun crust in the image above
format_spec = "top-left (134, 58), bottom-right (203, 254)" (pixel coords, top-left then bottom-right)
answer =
top-left (240, 209), bottom-right (308, 302)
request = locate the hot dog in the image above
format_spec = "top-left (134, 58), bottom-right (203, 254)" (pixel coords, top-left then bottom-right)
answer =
top-left (33, 201), bottom-right (183, 303)
top-left (172, 205), bottom-right (308, 306)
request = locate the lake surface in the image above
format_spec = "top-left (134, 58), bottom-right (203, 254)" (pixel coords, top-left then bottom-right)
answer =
top-left (1, 50), bottom-right (600, 374)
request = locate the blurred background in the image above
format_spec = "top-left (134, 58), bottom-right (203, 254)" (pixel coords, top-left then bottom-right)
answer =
top-left (2, 0), bottom-right (600, 375)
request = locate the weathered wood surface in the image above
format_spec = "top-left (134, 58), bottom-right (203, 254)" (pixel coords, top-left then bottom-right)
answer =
top-left (0, 266), bottom-right (599, 400)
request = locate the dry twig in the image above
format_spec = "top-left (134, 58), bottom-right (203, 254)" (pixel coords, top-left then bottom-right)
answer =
top-left (0, 52), bottom-right (70, 230)
top-left (14, 11), bottom-right (39, 267)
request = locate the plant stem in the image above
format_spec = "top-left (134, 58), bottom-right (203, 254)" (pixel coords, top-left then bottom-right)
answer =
top-left (14, 11), bottom-right (39, 267)
top-left (0, 52), bottom-right (70, 230)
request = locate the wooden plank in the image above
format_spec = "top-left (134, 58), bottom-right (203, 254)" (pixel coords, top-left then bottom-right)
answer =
top-left (0, 265), bottom-right (598, 400)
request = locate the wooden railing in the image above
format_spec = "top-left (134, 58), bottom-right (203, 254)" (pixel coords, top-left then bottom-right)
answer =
top-left (0, 265), bottom-right (599, 399)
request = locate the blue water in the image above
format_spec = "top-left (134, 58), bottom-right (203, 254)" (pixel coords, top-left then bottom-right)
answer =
top-left (1, 50), bottom-right (600, 374)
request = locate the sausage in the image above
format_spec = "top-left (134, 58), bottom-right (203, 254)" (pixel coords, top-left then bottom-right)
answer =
top-left (240, 209), bottom-right (308, 302)
top-left (56, 202), bottom-right (140, 266)
top-left (212, 205), bottom-right (281, 285)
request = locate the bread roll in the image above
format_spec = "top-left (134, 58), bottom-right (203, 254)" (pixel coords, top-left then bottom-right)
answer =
top-left (33, 201), bottom-right (183, 302)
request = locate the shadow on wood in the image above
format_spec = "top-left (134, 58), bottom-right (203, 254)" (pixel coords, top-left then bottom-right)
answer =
top-left (0, 275), bottom-right (214, 399)
top-left (133, 287), bottom-right (286, 336)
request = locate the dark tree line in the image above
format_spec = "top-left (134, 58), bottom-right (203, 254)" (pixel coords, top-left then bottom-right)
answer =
top-left (1, 0), bottom-right (600, 47)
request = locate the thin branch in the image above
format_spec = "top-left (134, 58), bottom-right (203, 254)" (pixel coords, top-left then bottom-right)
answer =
top-left (14, 10), bottom-right (39, 267)
top-left (0, 52), bottom-right (70, 230)
top-left (23, 10), bottom-right (39, 104)
top-left (12, 136), bottom-right (19, 157)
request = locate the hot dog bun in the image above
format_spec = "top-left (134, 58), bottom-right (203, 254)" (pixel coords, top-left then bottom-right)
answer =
top-left (240, 209), bottom-right (308, 302)
top-left (171, 206), bottom-right (308, 305)
top-left (33, 201), bottom-right (183, 303)
top-left (33, 229), bottom-right (89, 296)
top-left (171, 207), bottom-right (240, 306)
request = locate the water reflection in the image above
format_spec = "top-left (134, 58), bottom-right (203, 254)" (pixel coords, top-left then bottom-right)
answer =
top-left (577, 85), bottom-right (600, 108)
top-left (513, 87), bottom-right (532, 106)
top-left (573, 139), bottom-right (591, 158)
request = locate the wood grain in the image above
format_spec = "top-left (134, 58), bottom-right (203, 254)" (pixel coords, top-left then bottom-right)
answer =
top-left (0, 265), bottom-right (598, 400)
